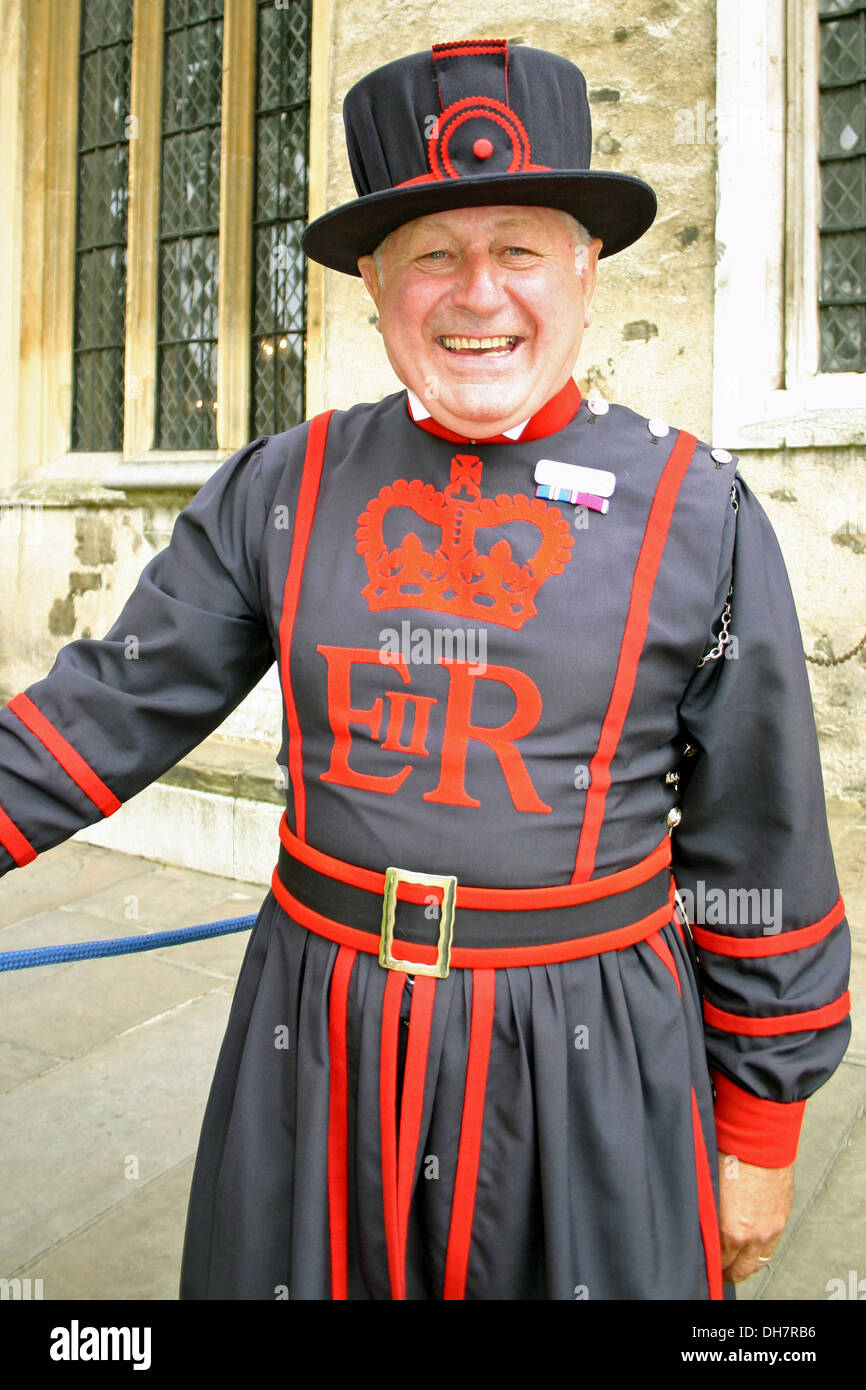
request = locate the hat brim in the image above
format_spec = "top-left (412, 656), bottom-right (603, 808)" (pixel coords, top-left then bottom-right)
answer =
top-left (301, 170), bottom-right (657, 276)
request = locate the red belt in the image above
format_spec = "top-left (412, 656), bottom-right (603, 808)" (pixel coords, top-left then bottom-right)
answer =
top-left (271, 812), bottom-right (678, 976)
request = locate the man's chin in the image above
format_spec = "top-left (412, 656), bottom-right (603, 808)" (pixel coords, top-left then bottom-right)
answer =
top-left (430, 385), bottom-right (535, 434)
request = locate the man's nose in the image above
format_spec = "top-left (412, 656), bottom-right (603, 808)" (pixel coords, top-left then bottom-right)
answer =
top-left (449, 252), bottom-right (509, 315)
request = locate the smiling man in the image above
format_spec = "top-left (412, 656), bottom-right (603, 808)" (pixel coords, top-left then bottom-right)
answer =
top-left (0, 40), bottom-right (851, 1302)
top-left (358, 205), bottom-right (601, 437)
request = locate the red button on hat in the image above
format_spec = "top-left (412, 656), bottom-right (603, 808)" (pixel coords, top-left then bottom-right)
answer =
top-left (472, 136), bottom-right (494, 159)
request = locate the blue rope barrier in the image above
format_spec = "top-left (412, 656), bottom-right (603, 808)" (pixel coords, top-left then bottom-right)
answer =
top-left (0, 914), bottom-right (257, 972)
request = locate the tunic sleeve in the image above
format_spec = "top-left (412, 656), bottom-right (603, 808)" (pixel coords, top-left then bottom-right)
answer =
top-left (671, 474), bottom-right (851, 1167)
top-left (0, 437), bottom-right (276, 875)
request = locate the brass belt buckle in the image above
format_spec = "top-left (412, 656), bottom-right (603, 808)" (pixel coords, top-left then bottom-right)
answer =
top-left (379, 867), bottom-right (457, 979)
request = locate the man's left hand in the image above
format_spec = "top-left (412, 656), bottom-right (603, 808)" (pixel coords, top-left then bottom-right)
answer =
top-left (717, 1152), bottom-right (795, 1283)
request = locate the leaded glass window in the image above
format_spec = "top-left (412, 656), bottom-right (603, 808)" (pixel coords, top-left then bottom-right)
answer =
top-left (251, 0), bottom-right (311, 437)
top-left (71, 0), bottom-right (134, 451)
top-left (819, 0), bottom-right (866, 371)
top-left (156, 0), bottom-right (224, 449)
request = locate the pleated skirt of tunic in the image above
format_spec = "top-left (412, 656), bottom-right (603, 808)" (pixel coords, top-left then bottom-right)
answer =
top-left (179, 891), bottom-right (721, 1300)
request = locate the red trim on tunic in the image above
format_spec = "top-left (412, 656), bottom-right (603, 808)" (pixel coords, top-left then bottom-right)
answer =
top-left (380, 971), bottom-right (404, 1297)
top-left (277, 811), bottom-right (672, 911)
top-left (711, 1071), bottom-right (805, 1167)
top-left (572, 431), bottom-right (698, 882)
top-left (379, 972), bottom-right (437, 1300)
top-left (396, 976), bottom-right (437, 1292)
top-left (443, 968), bottom-right (496, 1299)
top-left (270, 867), bottom-right (678, 969)
top-left (0, 802), bottom-right (37, 867)
top-left (646, 930), bottom-right (681, 995)
top-left (692, 895), bottom-right (845, 957)
top-left (277, 411), bottom-right (334, 842)
top-left (691, 1087), bottom-right (724, 1299)
top-left (703, 990), bottom-right (851, 1037)
top-left (7, 693), bottom-right (121, 817)
top-left (327, 945), bottom-right (356, 1299)
top-left (405, 377), bottom-right (581, 444)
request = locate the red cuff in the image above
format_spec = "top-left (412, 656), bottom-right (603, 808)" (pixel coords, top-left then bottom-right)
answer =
top-left (711, 1070), bottom-right (805, 1167)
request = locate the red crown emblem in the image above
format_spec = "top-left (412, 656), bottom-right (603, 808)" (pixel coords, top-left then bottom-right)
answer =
top-left (355, 454), bottom-right (573, 630)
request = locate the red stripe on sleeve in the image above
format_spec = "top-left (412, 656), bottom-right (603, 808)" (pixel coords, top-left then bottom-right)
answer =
top-left (327, 945), bottom-right (356, 1299)
top-left (277, 411), bottom-right (334, 844)
top-left (691, 1087), bottom-right (724, 1299)
top-left (444, 968), bottom-right (496, 1299)
top-left (572, 431), bottom-right (697, 881)
top-left (711, 1071), bottom-right (805, 1167)
top-left (0, 801), bottom-right (37, 867)
top-left (8, 693), bottom-right (121, 817)
top-left (703, 990), bottom-right (851, 1036)
top-left (692, 895), bottom-right (846, 957)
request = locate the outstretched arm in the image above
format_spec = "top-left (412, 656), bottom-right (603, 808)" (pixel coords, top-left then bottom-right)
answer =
top-left (0, 436), bottom-right (277, 875)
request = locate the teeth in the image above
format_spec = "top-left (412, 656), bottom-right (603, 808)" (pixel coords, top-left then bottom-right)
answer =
top-left (440, 335), bottom-right (517, 351)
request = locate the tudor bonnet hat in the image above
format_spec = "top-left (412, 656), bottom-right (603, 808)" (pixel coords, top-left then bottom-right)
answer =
top-left (301, 38), bottom-right (658, 276)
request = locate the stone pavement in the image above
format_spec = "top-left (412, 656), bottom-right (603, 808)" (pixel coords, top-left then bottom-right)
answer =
top-left (0, 798), bottom-right (863, 1303)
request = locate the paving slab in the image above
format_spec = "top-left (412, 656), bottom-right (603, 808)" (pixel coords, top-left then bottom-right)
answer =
top-left (61, 861), bottom-right (264, 930)
top-left (0, 1037), bottom-right (65, 1092)
top-left (1, 906), bottom-right (150, 996)
top-left (0, 922), bottom-right (234, 1060)
top-left (0, 988), bottom-right (234, 1274)
top-left (0, 841), bottom-right (141, 928)
top-left (14, 1159), bottom-right (195, 1301)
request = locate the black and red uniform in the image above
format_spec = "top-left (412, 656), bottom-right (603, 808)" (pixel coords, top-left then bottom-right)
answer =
top-left (0, 379), bottom-right (850, 1299)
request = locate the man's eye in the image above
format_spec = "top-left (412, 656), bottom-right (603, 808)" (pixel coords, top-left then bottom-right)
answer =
top-left (504, 246), bottom-right (534, 257)
top-left (421, 249), bottom-right (450, 260)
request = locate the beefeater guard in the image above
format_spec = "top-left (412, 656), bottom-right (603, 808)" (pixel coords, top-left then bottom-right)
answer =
top-left (0, 39), bottom-right (851, 1300)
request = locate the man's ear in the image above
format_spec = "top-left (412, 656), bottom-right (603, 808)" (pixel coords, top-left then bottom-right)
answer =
top-left (357, 255), bottom-right (381, 309)
top-left (581, 237), bottom-right (603, 313)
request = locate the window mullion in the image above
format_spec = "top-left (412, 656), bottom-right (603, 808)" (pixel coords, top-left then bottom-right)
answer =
top-left (123, 0), bottom-right (165, 458)
top-left (216, 0), bottom-right (255, 452)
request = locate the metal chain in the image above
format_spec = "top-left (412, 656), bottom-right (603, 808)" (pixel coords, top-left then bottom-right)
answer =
top-left (694, 484), bottom-right (864, 670)
top-left (696, 586), bottom-right (734, 667)
top-left (805, 632), bottom-right (866, 667)
top-left (696, 485), bottom-right (738, 670)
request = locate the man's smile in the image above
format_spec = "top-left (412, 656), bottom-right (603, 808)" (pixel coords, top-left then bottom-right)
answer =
top-left (437, 334), bottom-right (522, 357)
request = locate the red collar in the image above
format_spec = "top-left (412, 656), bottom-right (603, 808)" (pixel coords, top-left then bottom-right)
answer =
top-left (405, 377), bottom-right (582, 444)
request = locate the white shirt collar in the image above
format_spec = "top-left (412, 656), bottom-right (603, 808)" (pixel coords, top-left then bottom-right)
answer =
top-left (406, 389), bottom-right (529, 440)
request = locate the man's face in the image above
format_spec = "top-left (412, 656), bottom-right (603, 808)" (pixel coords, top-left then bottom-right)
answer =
top-left (357, 205), bottom-right (602, 438)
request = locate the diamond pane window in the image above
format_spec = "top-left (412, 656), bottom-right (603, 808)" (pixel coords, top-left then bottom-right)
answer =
top-left (71, 0), bottom-right (134, 451)
top-left (819, 0), bottom-right (866, 370)
top-left (251, 0), bottom-right (312, 438)
top-left (156, 0), bottom-right (224, 449)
